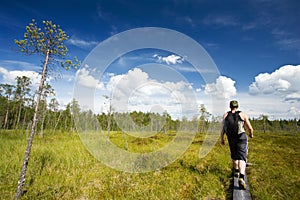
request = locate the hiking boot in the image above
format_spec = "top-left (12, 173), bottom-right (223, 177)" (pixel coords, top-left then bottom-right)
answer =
top-left (239, 178), bottom-right (247, 190)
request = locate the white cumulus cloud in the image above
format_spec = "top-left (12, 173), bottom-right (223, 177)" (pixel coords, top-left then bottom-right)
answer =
top-left (0, 66), bottom-right (40, 87)
top-left (249, 65), bottom-right (300, 101)
top-left (153, 54), bottom-right (184, 65)
top-left (107, 68), bottom-right (149, 98)
top-left (204, 76), bottom-right (236, 99)
top-left (76, 67), bottom-right (104, 90)
top-left (106, 68), bottom-right (197, 118)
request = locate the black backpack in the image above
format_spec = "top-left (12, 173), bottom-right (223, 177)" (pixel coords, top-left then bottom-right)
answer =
top-left (224, 111), bottom-right (241, 135)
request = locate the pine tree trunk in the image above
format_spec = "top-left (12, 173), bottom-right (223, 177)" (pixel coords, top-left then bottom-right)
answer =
top-left (15, 49), bottom-right (49, 200)
top-left (13, 105), bottom-right (18, 129)
top-left (3, 107), bottom-right (9, 129)
top-left (52, 111), bottom-right (62, 134)
top-left (16, 101), bottom-right (23, 129)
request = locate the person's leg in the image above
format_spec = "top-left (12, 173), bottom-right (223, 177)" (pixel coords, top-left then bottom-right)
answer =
top-left (228, 136), bottom-right (238, 169)
top-left (228, 136), bottom-right (241, 177)
top-left (232, 160), bottom-right (239, 170)
top-left (238, 160), bottom-right (247, 189)
top-left (232, 160), bottom-right (239, 177)
top-left (237, 134), bottom-right (248, 177)
top-left (237, 134), bottom-right (248, 189)
top-left (239, 160), bottom-right (246, 175)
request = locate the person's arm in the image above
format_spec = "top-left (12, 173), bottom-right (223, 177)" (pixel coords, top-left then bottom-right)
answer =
top-left (241, 112), bottom-right (254, 138)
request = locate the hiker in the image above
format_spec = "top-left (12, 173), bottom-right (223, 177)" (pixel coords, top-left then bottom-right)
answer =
top-left (220, 100), bottom-right (254, 190)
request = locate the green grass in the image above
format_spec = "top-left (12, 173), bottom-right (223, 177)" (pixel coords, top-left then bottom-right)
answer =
top-left (247, 131), bottom-right (300, 200)
top-left (0, 129), bottom-right (299, 199)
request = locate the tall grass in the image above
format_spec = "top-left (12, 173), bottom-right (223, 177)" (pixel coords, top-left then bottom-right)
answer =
top-left (247, 131), bottom-right (300, 200)
top-left (0, 129), bottom-right (299, 199)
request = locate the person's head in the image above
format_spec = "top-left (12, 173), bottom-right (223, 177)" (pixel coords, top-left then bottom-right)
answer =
top-left (230, 100), bottom-right (239, 110)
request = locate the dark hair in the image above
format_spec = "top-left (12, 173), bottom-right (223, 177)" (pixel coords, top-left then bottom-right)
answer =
top-left (230, 100), bottom-right (238, 109)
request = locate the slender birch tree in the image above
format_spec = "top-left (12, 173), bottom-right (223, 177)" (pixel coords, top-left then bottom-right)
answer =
top-left (103, 95), bottom-right (113, 141)
top-left (0, 84), bottom-right (15, 129)
top-left (39, 83), bottom-right (55, 137)
top-left (14, 19), bottom-right (79, 199)
top-left (14, 76), bottom-right (31, 129)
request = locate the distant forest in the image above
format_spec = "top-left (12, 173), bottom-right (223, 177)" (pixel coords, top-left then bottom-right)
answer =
top-left (1, 75), bottom-right (299, 134)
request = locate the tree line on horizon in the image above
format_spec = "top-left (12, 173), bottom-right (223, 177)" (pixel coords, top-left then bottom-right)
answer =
top-left (1, 77), bottom-right (299, 134)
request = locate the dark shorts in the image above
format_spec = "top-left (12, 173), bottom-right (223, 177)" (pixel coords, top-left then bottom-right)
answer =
top-left (227, 132), bottom-right (248, 161)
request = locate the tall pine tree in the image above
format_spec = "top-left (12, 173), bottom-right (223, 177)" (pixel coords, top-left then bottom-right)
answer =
top-left (14, 19), bottom-right (80, 199)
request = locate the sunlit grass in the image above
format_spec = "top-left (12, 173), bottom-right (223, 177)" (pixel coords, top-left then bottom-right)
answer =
top-left (0, 129), bottom-right (299, 199)
top-left (247, 131), bottom-right (300, 200)
top-left (108, 131), bottom-right (176, 153)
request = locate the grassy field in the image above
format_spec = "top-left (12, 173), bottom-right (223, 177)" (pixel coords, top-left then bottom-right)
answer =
top-left (247, 131), bottom-right (300, 199)
top-left (0, 129), bottom-right (299, 199)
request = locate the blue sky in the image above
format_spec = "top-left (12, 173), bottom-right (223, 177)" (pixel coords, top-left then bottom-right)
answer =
top-left (1, 0), bottom-right (300, 119)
